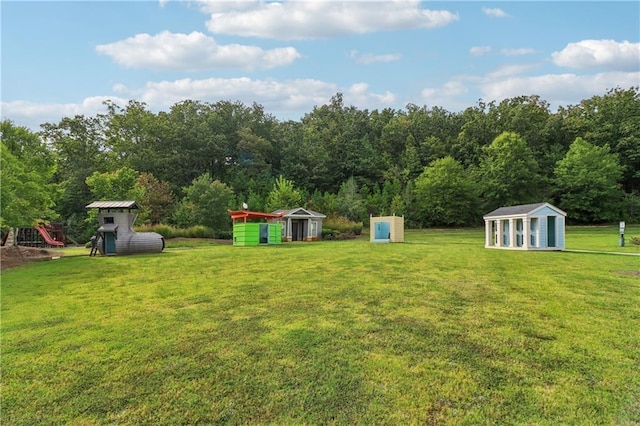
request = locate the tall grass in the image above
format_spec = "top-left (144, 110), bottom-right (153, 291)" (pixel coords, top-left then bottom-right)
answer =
top-left (323, 216), bottom-right (363, 239)
top-left (134, 224), bottom-right (221, 239)
top-left (2, 226), bottom-right (639, 424)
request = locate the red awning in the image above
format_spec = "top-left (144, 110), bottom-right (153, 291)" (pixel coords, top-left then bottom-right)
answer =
top-left (228, 210), bottom-right (284, 222)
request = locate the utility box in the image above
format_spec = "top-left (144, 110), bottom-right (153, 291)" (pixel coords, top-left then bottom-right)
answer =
top-left (370, 215), bottom-right (404, 243)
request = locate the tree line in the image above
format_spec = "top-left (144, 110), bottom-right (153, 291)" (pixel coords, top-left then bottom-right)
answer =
top-left (1, 87), bottom-right (638, 242)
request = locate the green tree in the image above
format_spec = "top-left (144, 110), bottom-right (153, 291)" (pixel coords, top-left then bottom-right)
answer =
top-left (102, 100), bottom-right (160, 173)
top-left (0, 121), bottom-right (57, 227)
top-left (413, 157), bottom-right (478, 227)
top-left (137, 173), bottom-right (175, 225)
top-left (0, 143), bottom-right (57, 228)
top-left (554, 138), bottom-right (624, 223)
top-left (154, 101), bottom-right (226, 194)
top-left (172, 174), bottom-right (235, 233)
top-left (562, 87), bottom-right (640, 194)
top-left (336, 177), bottom-right (366, 222)
top-left (300, 94), bottom-right (385, 192)
top-left (41, 114), bottom-right (108, 225)
top-left (452, 101), bottom-right (500, 167)
top-left (279, 120), bottom-right (332, 194)
top-left (265, 175), bottom-right (302, 212)
top-left (85, 167), bottom-right (144, 201)
top-left (400, 134), bottom-right (423, 183)
top-left (308, 190), bottom-right (338, 217)
top-left (478, 131), bottom-right (541, 212)
top-left (85, 167), bottom-right (147, 226)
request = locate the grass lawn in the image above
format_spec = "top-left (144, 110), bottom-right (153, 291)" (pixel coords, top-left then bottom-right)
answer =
top-left (2, 226), bottom-right (639, 424)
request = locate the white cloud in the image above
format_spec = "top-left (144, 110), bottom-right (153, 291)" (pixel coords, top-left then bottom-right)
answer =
top-left (107, 76), bottom-right (397, 119)
top-left (1, 76), bottom-right (399, 130)
top-left (422, 81), bottom-right (468, 99)
top-left (195, 0), bottom-right (259, 14)
top-left (350, 50), bottom-right (402, 64)
top-left (501, 48), bottom-right (535, 56)
top-left (346, 82), bottom-right (396, 106)
top-left (486, 63), bottom-right (540, 79)
top-left (418, 81), bottom-right (470, 111)
top-left (551, 39), bottom-right (640, 71)
top-left (480, 71), bottom-right (640, 108)
top-left (95, 31), bottom-right (301, 71)
top-left (0, 97), bottom-right (129, 131)
top-left (470, 46), bottom-right (491, 56)
top-left (205, 0), bottom-right (459, 40)
top-left (130, 77), bottom-right (332, 110)
top-left (112, 83), bottom-right (129, 94)
top-left (482, 7), bottom-right (509, 18)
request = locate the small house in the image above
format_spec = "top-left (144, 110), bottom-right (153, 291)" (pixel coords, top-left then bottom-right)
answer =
top-left (228, 210), bottom-right (283, 246)
top-left (86, 201), bottom-right (165, 255)
top-left (273, 207), bottom-right (326, 242)
top-left (483, 202), bottom-right (566, 250)
top-left (370, 215), bottom-right (404, 243)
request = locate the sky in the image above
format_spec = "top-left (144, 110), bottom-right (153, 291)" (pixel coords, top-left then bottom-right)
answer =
top-left (2, 1), bottom-right (639, 131)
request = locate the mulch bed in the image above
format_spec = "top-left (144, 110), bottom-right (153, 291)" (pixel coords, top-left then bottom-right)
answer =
top-left (1, 246), bottom-right (63, 271)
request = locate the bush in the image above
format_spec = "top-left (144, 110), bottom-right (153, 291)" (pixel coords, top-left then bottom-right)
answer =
top-left (323, 216), bottom-right (363, 235)
top-left (322, 228), bottom-right (336, 240)
top-left (216, 230), bottom-right (233, 240)
top-left (630, 236), bottom-right (640, 246)
top-left (134, 224), bottom-right (215, 239)
top-left (322, 228), bottom-right (357, 240)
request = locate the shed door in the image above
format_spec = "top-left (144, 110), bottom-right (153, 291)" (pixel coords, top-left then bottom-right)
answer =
top-left (292, 220), bottom-right (303, 241)
top-left (104, 232), bottom-right (117, 255)
top-left (530, 218), bottom-right (538, 247)
top-left (502, 220), bottom-right (510, 246)
top-left (547, 216), bottom-right (556, 247)
top-left (259, 224), bottom-right (269, 244)
top-left (375, 222), bottom-right (390, 240)
top-left (516, 219), bottom-right (523, 247)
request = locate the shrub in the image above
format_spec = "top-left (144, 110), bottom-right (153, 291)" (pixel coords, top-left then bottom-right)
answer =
top-left (323, 216), bottom-right (363, 235)
top-left (322, 228), bottom-right (336, 240)
top-left (134, 224), bottom-right (215, 239)
top-left (216, 230), bottom-right (233, 240)
top-left (630, 236), bottom-right (640, 246)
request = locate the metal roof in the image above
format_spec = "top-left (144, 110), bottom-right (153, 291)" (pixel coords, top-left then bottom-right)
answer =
top-left (97, 223), bottom-right (119, 232)
top-left (228, 210), bottom-right (284, 222)
top-left (86, 201), bottom-right (140, 210)
top-left (483, 202), bottom-right (565, 218)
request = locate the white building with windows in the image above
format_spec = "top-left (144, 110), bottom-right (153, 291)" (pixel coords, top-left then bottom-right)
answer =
top-left (483, 203), bottom-right (566, 250)
top-left (272, 207), bottom-right (326, 242)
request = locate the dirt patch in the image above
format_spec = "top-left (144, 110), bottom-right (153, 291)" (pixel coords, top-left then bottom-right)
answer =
top-left (614, 270), bottom-right (640, 276)
top-left (1, 245), bottom-right (63, 271)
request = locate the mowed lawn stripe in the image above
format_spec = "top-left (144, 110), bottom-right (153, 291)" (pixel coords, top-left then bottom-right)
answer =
top-left (2, 227), bottom-right (639, 424)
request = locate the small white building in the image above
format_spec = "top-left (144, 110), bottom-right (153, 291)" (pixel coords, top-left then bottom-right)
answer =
top-left (483, 202), bottom-right (566, 250)
top-left (272, 207), bottom-right (326, 242)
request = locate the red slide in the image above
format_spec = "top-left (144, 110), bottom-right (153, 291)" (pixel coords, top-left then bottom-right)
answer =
top-left (36, 226), bottom-right (65, 247)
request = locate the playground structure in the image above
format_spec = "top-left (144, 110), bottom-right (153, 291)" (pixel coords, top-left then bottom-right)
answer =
top-left (3, 223), bottom-right (66, 248)
top-left (86, 200), bottom-right (164, 255)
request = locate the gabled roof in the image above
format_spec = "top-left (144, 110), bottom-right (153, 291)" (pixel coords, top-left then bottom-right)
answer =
top-left (483, 202), bottom-right (566, 219)
top-left (272, 207), bottom-right (326, 218)
top-left (86, 200), bottom-right (139, 210)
